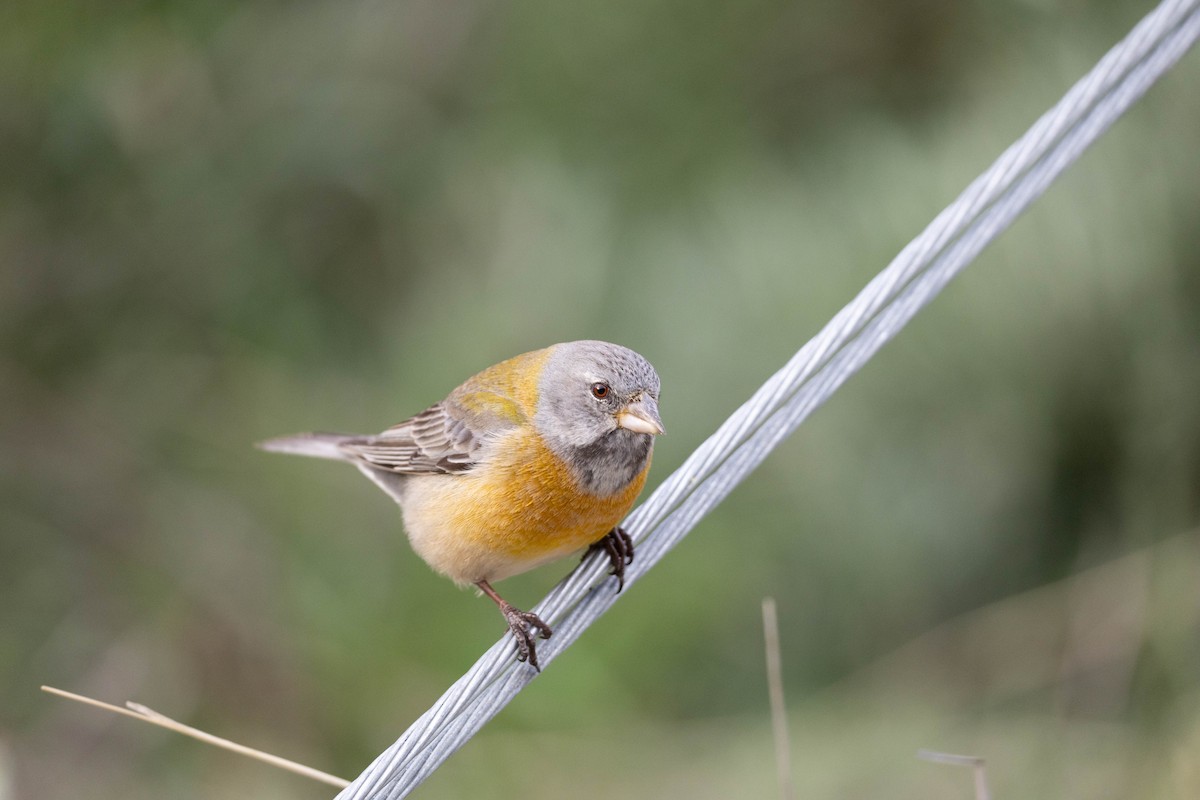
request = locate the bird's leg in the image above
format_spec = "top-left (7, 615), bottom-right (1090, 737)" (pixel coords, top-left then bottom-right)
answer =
top-left (586, 526), bottom-right (635, 592)
top-left (475, 579), bottom-right (553, 671)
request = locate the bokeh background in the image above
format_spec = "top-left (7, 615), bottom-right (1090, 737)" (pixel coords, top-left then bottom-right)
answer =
top-left (3, 1), bottom-right (1199, 798)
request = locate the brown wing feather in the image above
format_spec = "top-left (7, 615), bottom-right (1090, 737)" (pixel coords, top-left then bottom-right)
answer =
top-left (336, 404), bottom-right (473, 474)
top-left (337, 350), bottom-right (541, 475)
top-left (339, 388), bottom-right (526, 475)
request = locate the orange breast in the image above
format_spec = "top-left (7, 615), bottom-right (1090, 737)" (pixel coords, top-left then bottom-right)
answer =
top-left (402, 425), bottom-right (651, 584)
top-left (480, 426), bottom-right (651, 559)
top-left (451, 424), bottom-right (652, 556)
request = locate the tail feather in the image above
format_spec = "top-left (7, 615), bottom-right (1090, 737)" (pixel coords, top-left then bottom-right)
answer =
top-left (256, 432), bottom-right (357, 461)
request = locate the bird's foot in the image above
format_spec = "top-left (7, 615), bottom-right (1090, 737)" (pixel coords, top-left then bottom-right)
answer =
top-left (476, 579), bottom-right (552, 670)
top-left (498, 602), bottom-right (553, 671)
top-left (587, 526), bottom-right (635, 592)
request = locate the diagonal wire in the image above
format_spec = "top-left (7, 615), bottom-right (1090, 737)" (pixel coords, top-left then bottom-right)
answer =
top-left (335, 1), bottom-right (1200, 797)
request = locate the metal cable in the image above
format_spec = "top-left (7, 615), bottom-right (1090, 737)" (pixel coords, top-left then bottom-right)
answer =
top-left (335, 1), bottom-right (1200, 796)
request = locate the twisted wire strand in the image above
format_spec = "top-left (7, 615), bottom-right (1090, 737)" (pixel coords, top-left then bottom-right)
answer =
top-left (336, 2), bottom-right (1200, 797)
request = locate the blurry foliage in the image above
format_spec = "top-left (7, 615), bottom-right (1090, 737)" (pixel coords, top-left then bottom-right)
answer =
top-left (2, 0), bottom-right (1199, 798)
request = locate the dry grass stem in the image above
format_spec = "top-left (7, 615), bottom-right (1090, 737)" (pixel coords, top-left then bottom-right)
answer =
top-left (40, 685), bottom-right (350, 789)
top-left (918, 749), bottom-right (990, 800)
top-left (762, 597), bottom-right (795, 800)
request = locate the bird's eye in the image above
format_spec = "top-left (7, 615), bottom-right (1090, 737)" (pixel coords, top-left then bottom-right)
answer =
top-left (590, 382), bottom-right (610, 400)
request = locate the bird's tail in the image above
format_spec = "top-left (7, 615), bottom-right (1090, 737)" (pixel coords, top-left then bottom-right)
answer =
top-left (255, 432), bottom-right (357, 461)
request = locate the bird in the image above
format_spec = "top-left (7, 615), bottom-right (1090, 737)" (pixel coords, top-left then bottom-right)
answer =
top-left (258, 340), bottom-right (664, 670)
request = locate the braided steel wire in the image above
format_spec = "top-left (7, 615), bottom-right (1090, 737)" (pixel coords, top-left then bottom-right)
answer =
top-left (335, 2), bottom-right (1200, 797)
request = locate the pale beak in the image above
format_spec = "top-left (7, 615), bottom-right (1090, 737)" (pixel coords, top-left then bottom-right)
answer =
top-left (616, 396), bottom-right (665, 436)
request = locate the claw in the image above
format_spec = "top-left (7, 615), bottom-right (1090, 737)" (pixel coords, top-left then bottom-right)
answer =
top-left (587, 526), bottom-right (635, 592)
top-left (500, 604), bottom-right (553, 670)
top-left (476, 579), bottom-right (553, 671)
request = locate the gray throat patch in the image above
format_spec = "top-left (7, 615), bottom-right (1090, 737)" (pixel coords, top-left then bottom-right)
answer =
top-left (563, 429), bottom-right (653, 496)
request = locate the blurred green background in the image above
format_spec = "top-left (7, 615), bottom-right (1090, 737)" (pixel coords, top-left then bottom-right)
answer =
top-left (3, 0), bottom-right (1199, 798)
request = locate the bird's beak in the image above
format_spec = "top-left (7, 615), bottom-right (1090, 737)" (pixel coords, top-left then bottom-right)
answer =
top-left (616, 396), bottom-right (665, 436)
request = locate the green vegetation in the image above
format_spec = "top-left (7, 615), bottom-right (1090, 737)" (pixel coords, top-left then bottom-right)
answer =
top-left (3, 1), bottom-right (1198, 797)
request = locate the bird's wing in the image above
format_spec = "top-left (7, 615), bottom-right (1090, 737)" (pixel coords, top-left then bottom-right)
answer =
top-left (340, 389), bottom-right (525, 475)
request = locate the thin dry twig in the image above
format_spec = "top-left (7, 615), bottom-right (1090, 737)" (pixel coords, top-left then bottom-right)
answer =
top-left (40, 685), bottom-right (349, 789)
top-left (761, 597), bottom-right (795, 800)
top-left (918, 749), bottom-right (991, 800)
